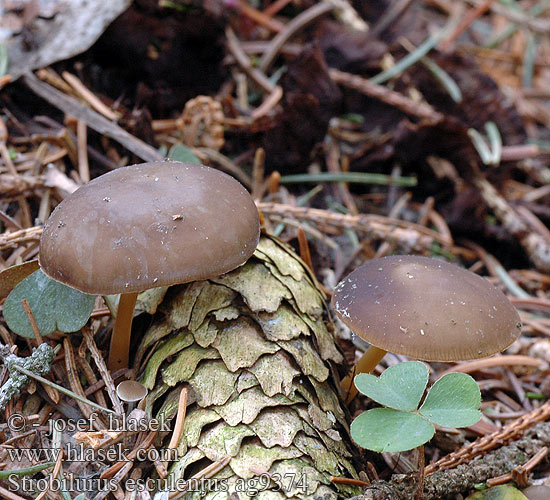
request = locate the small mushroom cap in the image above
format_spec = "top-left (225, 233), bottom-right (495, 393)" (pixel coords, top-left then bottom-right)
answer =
top-left (39, 161), bottom-right (260, 294)
top-left (332, 255), bottom-right (521, 361)
top-left (116, 380), bottom-right (148, 403)
top-left (523, 485), bottom-right (550, 500)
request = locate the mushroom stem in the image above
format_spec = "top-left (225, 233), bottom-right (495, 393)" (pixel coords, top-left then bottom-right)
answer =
top-left (108, 292), bottom-right (139, 371)
top-left (341, 345), bottom-right (387, 403)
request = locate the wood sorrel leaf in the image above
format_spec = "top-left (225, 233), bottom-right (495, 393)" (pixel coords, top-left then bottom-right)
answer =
top-left (3, 269), bottom-right (95, 338)
top-left (354, 360), bottom-right (429, 411)
top-left (350, 408), bottom-right (434, 452)
top-left (419, 372), bottom-right (481, 428)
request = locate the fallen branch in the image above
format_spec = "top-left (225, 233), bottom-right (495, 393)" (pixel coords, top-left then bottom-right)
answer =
top-left (352, 421), bottom-right (550, 500)
top-left (258, 202), bottom-right (453, 249)
top-left (22, 72), bottom-right (162, 163)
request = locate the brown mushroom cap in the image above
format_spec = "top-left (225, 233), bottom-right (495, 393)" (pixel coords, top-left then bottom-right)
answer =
top-left (39, 161), bottom-right (260, 294)
top-left (116, 380), bottom-right (148, 403)
top-left (523, 486), bottom-right (550, 500)
top-left (332, 255), bottom-right (521, 361)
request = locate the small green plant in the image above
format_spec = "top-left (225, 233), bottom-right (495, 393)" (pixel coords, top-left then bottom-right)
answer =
top-left (350, 361), bottom-right (481, 452)
top-left (466, 484), bottom-right (529, 499)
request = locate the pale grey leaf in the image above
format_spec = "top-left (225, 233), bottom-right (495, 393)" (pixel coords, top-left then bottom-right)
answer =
top-left (162, 344), bottom-right (220, 386)
top-left (213, 318), bottom-right (279, 372)
top-left (277, 338), bottom-right (329, 382)
top-left (248, 351), bottom-right (300, 397)
top-left (189, 360), bottom-right (239, 407)
top-left (212, 262), bottom-right (291, 313)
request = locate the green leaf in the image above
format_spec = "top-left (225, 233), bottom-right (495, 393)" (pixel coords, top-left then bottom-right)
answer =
top-left (466, 484), bottom-right (528, 499)
top-left (354, 361), bottom-right (429, 411)
top-left (3, 269), bottom-right (95, 338)
top-left (419, 372), bottom-right (481, 428)
top-left (168, 144), bottom-right (201, 164)
top-left (350, 408), bottom-right (434, 452)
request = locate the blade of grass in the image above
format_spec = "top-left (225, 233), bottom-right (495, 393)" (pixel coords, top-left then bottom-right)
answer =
top-left (485, 1), bottom-right (550, 48)
top-left (400, 38), bottom-right (462, 103)
top-left (279, 172), bottom-right (417, 187)
top-left (370, 33), bottom-right (443, 85)
top-left (468, 128), bottom-right (493, 165)
top-left (419, 57), bottom-right (462, 103)
top-left (0, 44), bottom-right (8, 77)
top-left (12, 364), bottom-right (116, 415)
top-left (0, 462), bottom-right (56, 479)
top-left (485, 122), bottom-right (502, 166)
top-left (522, 33), bottom-right (538, 89)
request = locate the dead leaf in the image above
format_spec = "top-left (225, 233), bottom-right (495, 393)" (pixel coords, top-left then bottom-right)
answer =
top-left (6, 0), bottom-right (132, 80)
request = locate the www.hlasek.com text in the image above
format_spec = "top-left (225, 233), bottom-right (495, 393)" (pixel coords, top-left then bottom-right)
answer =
top-left (6, 443), bottom-right (177, 463)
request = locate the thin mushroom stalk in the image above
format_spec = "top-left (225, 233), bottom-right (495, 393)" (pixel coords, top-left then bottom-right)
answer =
top-left (108, 292), bottom-right (139, 371)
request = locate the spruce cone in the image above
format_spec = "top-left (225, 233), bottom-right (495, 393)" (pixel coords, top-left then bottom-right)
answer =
top-left (136, 234), bottom-right (360, 499)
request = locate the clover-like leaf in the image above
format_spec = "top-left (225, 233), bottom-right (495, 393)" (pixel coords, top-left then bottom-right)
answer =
top-left (419, 372), bottom-right (481, 428)
top-left (354, 361), bottom-right (429, 411)
top-left (3, 269), bottom-right (95, 338)
top-left (350, 408), bottom-right (434, 453)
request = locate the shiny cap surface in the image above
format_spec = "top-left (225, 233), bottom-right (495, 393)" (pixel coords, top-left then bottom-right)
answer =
top-left (39, 161), bottom-right (260, 294)
top-left (332, 255), bottom-right (521, 361)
